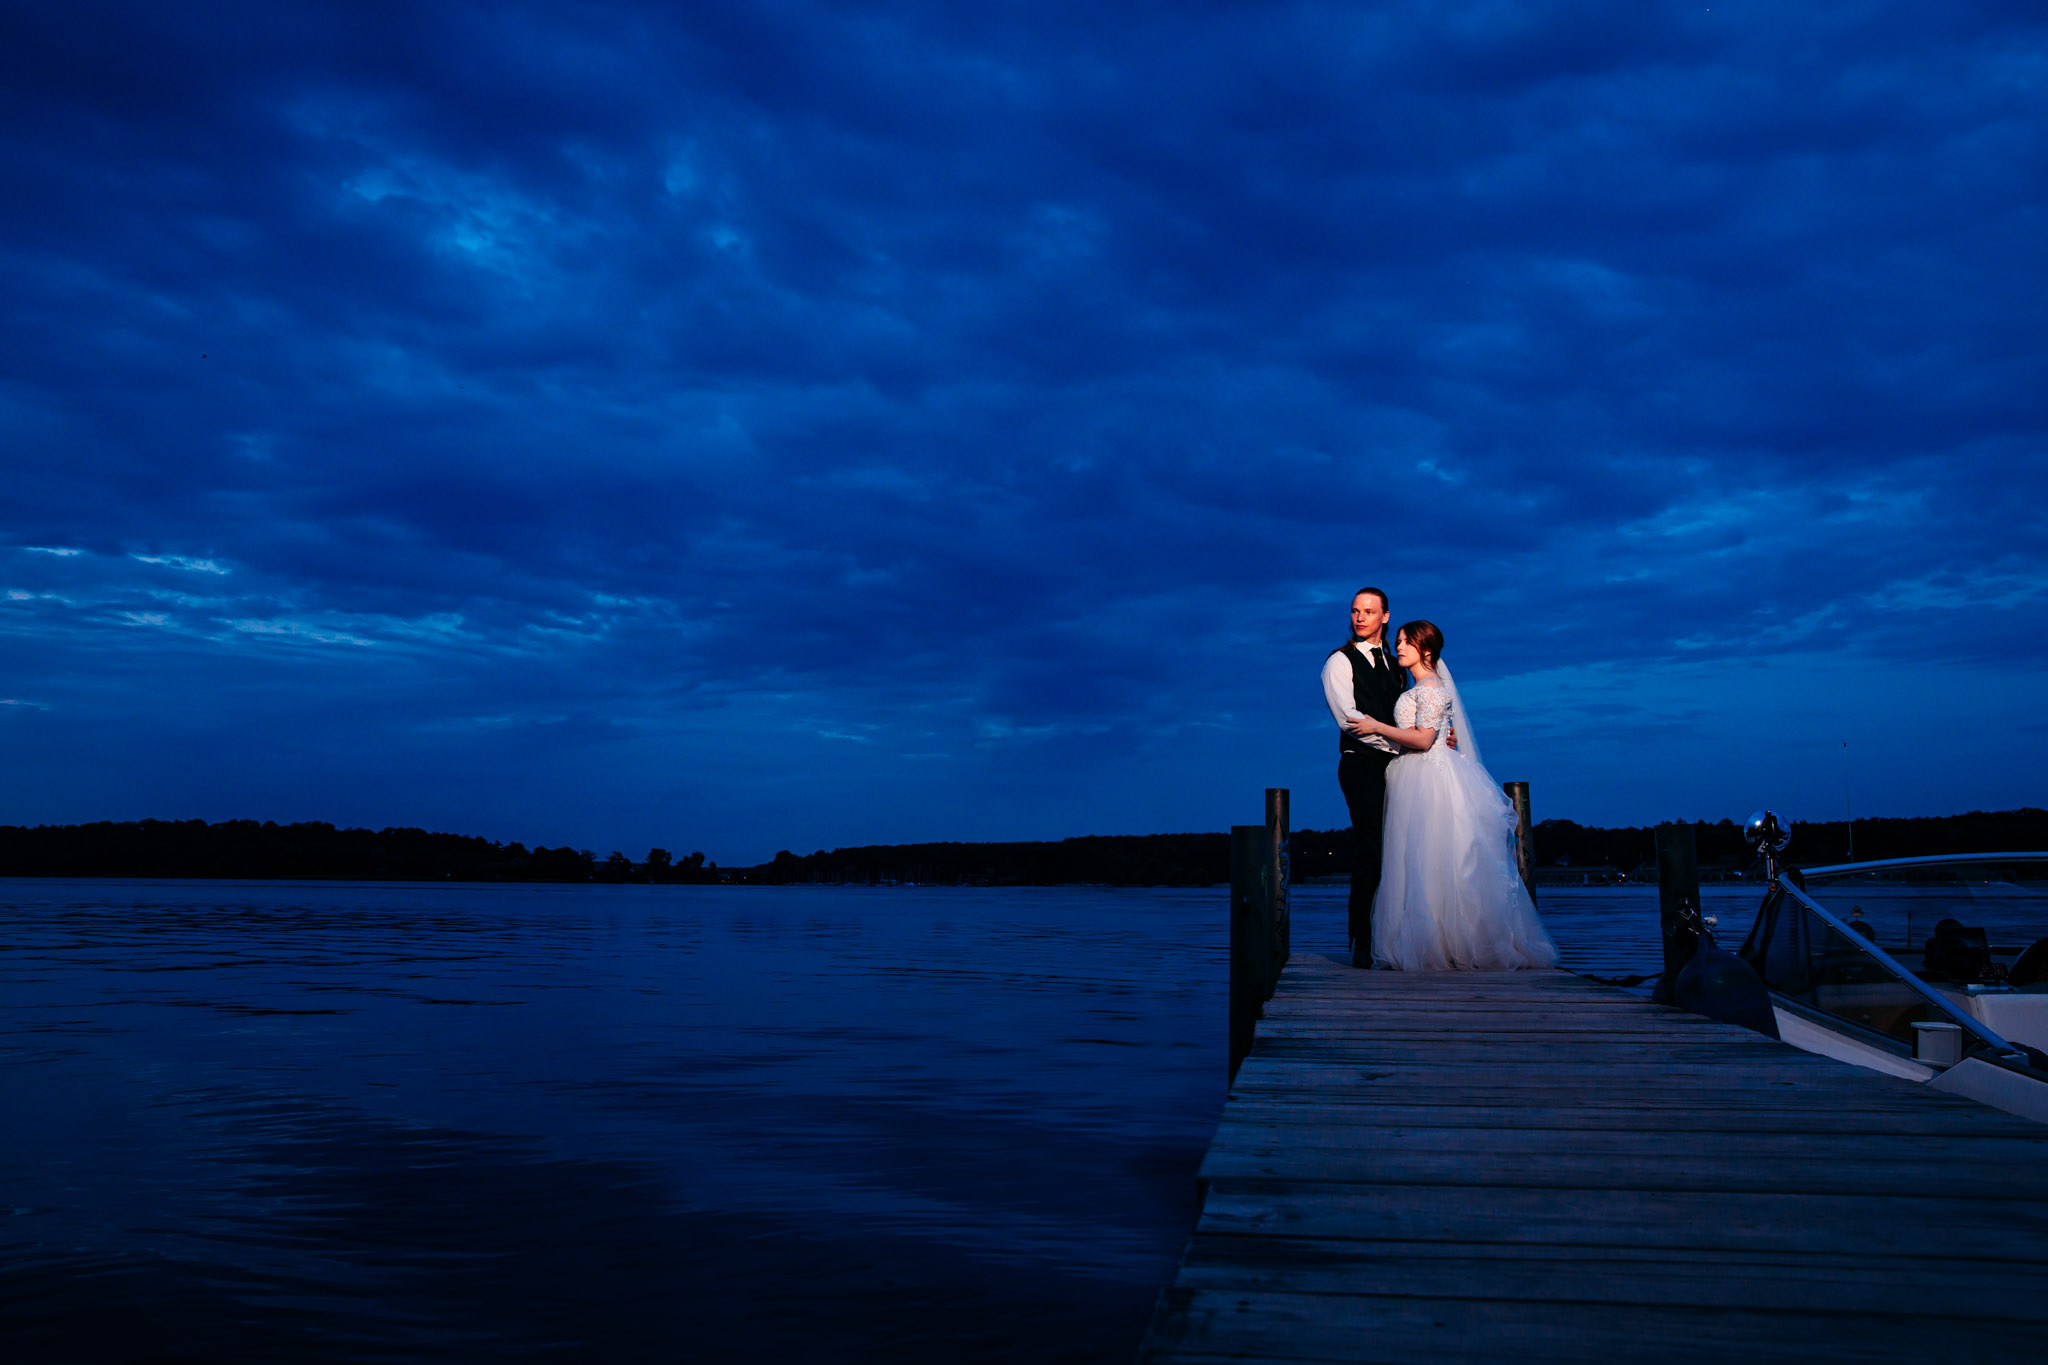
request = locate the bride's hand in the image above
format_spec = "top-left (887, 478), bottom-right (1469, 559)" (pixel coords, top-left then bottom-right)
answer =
top-left (1344, 716), bottom-right (1378, 737)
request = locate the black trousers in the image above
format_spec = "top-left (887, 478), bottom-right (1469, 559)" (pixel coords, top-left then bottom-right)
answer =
top-left (1338, 748), bottom-right (1396, 965)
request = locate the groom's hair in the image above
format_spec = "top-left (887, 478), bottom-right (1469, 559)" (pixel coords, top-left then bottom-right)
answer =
top-left (1397, 619), bottom-right (1443, 666)
top-left (1353, 586), bottom-right (1388, 613)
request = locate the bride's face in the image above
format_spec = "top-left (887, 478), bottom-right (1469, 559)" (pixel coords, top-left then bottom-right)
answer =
top-left (1393, 632), bottom-right (1421, 669)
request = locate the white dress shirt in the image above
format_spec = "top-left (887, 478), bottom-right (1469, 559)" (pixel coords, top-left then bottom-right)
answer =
top-left (1321, 641), bottom-right (1399, 755)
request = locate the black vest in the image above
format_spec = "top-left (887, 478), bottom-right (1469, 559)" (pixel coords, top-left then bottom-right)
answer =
top-left (1333, 642), bottom-right (1403, 756)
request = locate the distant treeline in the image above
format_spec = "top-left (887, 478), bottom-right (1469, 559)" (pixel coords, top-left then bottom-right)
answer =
top-left (2, 809), bottom-right (2041, 885)
top-left (0, 819), bottom-right (719, 883)
top-left (756, 808), bottom-right (2048, 886)
top-left (746, 833), bottom-right (1230, 886)
top-left (1526, 809), bottom-right (2048, 874)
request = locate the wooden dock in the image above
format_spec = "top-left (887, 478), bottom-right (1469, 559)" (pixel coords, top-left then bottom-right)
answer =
top-left (1141, 953), bottom-right (2048, 1363)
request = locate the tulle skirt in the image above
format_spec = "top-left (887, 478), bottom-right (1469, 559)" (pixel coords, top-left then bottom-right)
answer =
top-left (1371, 747), bottom-right (1559, 971)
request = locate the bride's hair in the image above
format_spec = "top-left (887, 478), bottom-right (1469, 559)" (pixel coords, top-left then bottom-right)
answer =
top-left (1396, 619), bottom-right (1443, 667)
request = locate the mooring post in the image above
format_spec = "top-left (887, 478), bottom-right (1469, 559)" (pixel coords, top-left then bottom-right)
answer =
top-left (1651, 821), bottom-right (1702, 1005)
top-left (1503, 781), bottom-right (1536, 906)
top-left (1264, 788), bottom-right (1290, 992)
top-left (1228, 823), bottom-right (1272, 1084)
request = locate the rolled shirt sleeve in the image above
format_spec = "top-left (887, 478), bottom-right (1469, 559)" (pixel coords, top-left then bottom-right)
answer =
top-left (1322, 650), bottom-right (1364, 729)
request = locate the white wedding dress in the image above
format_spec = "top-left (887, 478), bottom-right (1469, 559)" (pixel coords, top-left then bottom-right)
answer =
top-left (1371, 677), bottom-right (1559, 971)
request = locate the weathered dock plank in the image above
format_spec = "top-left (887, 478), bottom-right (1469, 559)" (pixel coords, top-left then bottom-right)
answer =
top-left (1139, 953), bottom-right (2048, 1362)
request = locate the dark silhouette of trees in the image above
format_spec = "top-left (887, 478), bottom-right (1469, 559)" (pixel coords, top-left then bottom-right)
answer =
top-left (732, 809), bottom-right (2048, 886)
top-left (528, 846), bottom-right (597, 882)
top-left (0, 821), bottom-right (706, 883)
top-left (1525, 809), bottom-right (2048, 876)
top-left (3, 809), bottom-right (2037, 886)
top-left (741, 833), bottom-right (1230, 885)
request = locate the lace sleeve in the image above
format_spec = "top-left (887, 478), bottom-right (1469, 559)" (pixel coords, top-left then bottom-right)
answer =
top-left (1410, 686), bottom-right (1451, 734)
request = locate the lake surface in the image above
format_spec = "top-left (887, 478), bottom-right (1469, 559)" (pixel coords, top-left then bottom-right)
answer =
top-left (1, 879), bottom-right (1758, 1363)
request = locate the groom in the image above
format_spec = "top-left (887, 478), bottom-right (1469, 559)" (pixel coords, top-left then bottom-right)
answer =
top-left (1321, 587), bottom-right (1404, 967)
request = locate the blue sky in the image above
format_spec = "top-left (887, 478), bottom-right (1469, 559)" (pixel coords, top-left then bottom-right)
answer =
top-left (2, 2), bottom-right (2043, 863)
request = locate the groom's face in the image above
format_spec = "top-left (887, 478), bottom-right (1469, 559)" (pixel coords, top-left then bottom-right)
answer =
top-left (1351, 593), bottom-right (1387, 644)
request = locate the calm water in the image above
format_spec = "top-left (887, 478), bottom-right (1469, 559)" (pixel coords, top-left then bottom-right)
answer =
top-left (2, 879), bottom-right (1753, 1362)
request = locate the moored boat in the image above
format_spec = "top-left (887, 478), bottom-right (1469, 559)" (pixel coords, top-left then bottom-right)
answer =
top-left (1732, 817), bottom-right (2048, 1123)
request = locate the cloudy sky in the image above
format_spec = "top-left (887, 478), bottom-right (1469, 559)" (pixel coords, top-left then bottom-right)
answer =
top-left (2, 2), bottom-right (2042, 863)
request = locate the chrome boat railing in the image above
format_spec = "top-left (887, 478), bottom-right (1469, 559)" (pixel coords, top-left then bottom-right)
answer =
top-left (1799, 851), bottom-right (2048, 879)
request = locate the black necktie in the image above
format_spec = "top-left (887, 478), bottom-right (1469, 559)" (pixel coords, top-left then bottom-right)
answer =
top-left (1370, 647), bottom-right (1388, 675)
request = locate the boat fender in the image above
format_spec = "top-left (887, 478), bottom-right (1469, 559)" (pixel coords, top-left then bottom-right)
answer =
top-left (1672, 943), bottom-right (1781, 1040)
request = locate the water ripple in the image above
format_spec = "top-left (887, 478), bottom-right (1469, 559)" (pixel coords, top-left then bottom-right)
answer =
top-left (1, 878), bottom-right (1721, 1361)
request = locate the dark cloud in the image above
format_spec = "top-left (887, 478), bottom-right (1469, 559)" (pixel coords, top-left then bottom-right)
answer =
top-left (3, 1), bottom-right (2044, 856)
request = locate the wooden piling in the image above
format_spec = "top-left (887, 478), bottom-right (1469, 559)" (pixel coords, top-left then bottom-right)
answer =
top-left (1227, 825), bottom-right (1270, 1083)
top-left (1229, 793), bottom-right (1293, 1083)
top-left (1503, 780), bottom-right (1535, 905)
top-left (1651, 821), bottom-right (1702, 1005)
top-left (1264, 788), bottom-right (1289, 992)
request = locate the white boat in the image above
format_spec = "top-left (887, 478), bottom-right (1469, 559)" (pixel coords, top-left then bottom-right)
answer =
top-left (1732, 836), bottom-right (2048, 1124)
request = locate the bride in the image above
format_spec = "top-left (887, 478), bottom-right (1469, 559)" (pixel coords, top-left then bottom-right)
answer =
top-left (1342, 620), bottom-right (1558, 971)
